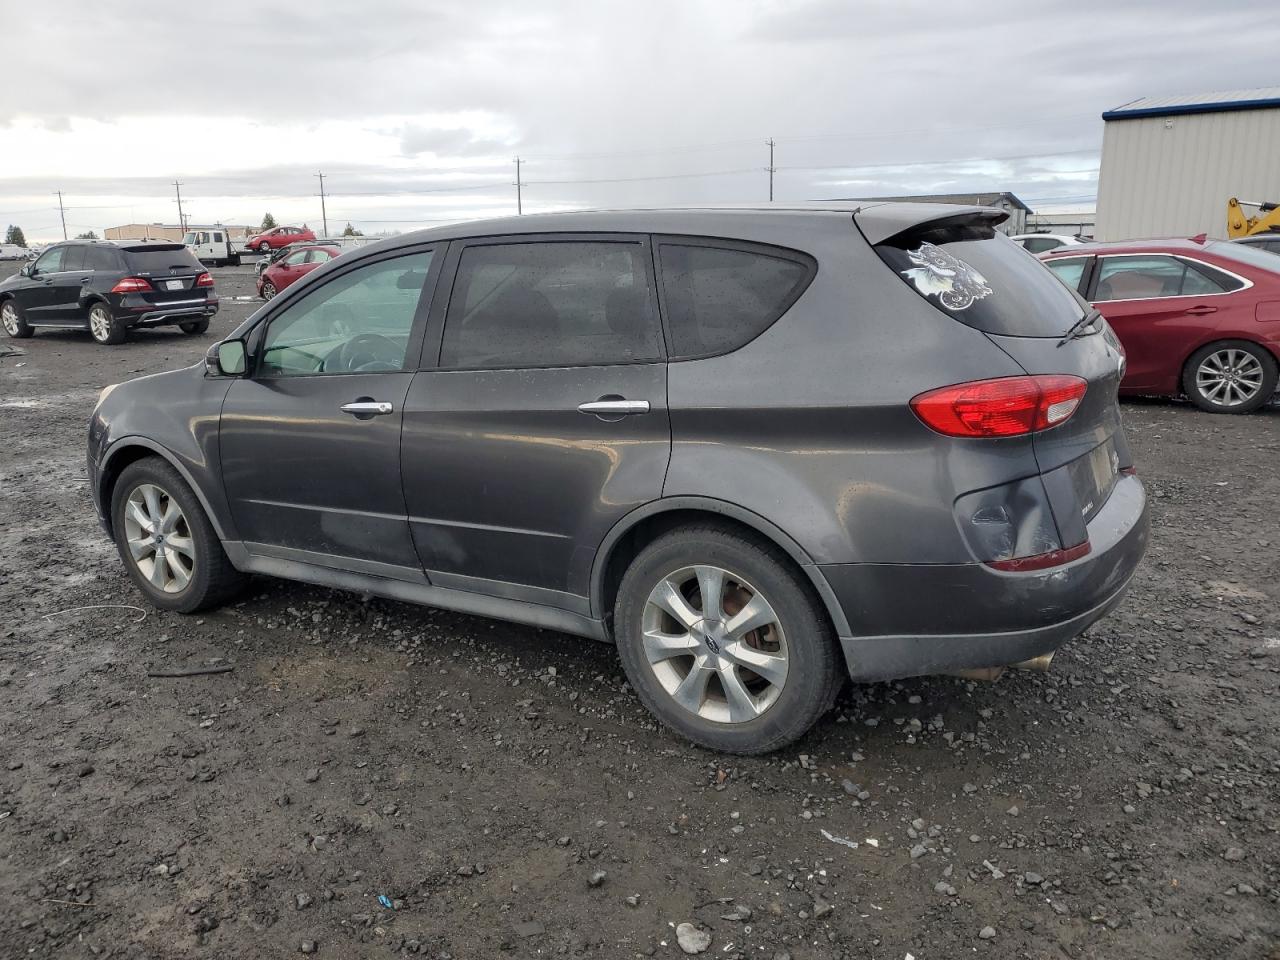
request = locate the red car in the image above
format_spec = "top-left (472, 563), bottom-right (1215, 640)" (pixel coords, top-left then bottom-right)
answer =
top-left (256, 243), bottom-right (341, 300)
top-left (1041, 238), bottom-right (1280, 413)
top-left (246, 225), bottom-right (316, 253)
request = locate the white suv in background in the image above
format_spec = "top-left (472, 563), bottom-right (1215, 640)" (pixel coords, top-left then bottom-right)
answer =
top-left (1010, 233), bottom-right (1087, 254)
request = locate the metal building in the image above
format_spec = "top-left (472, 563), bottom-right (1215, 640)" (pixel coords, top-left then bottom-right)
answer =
top-left (1094, 87), bottom-right (1280, 241)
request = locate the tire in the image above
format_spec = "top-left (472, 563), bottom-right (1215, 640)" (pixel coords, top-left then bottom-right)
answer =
top-left (261, 280), bottom-right (277, 301)
top-left (1182, 340), bottom-right (1278, 414)
top-left (614, 525), bottom-right (840, 754)
top-left (109, 457), bottom-right (244, 613)
top-left (88, 302), bottom-right (126, 345)
top-left (179, 320), bottom-right (210, 335)
top-left (1, 298), bottom-right (32, 338)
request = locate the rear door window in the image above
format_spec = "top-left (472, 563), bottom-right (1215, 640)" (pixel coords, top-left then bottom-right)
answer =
top-left (62, 246), bottom-right (88, 273)
top-left (656, 240), bottom-right (815, 358)
top-left (84, 247), bottom-right (120, 272)
top-left (440, 239), bottom-right (661, 369)
top-left (874, 225), bottom-right (1086, 337)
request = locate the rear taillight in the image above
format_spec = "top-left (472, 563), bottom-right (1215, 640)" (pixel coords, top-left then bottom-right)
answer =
top-left (987, 540), bottom-right (1091, 572)
top-left (110, 277), bottom-right (151, 294)
top-left (910, 375), bottom-right (1087, 438)
top-left (195, 272), bottom-right (214, 288)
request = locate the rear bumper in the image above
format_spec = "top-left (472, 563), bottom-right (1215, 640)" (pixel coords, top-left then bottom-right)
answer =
top-left (119, 298), bottom-right (219, 328)
top-left (823, 474), bottom-right (1149, 681)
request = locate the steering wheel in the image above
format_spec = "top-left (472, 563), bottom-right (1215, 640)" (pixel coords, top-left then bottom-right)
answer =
top-left (322, 333), bottom-right (401, 373)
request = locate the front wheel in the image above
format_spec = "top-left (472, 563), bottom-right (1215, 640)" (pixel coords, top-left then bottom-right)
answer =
top-left (1183, 340), bottom-right (1278, 414)
top-left (261, 280), bottom-right (277, 301)
top-left (1, 299), bottom-right (32, 338)
top-left (110, 457), bottom-right (244, 613)
top-left (179, 320), bottom-right (210, 335)
top-left (88, 302), bottom-right (126, 345)
top-left (614, 526), bottom-right (841, 754)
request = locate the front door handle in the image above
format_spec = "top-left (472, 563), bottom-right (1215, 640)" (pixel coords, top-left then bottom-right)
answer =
top-left (1185, 305), bottom-right (1218, 315)
top-left (577, 399), bottom-right (651, 417)
top-left (340, 400), bottom-right (394, 419)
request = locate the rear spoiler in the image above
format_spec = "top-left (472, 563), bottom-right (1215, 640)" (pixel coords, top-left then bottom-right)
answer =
top-left (853, 202), bottom-right (1009, 246)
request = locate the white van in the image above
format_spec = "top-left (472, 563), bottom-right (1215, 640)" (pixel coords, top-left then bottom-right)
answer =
top-left (183, 229), bottom-right (245, 267)
top-left (0, 243), bottom-right (28, 260)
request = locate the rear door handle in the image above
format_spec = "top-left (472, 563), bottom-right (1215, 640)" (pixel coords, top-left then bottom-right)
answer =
top-left (577, 399), bottom-right (651, 416)
top-left (1184, 305), bottom-right (1217, 315)
top-left (340, 400), bottom-right (394, 418)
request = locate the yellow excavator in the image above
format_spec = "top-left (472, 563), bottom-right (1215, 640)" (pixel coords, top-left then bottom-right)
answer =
top-left (1227, 198), bottom-right (1280, 238)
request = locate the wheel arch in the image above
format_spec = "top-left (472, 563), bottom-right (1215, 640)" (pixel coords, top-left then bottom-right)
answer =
top-left (589, 497), bottom-right (852, 639)
top-left (1180, 335), bottom-right (1280, 395)
top-left (99, 438), bottom-right (230, 541)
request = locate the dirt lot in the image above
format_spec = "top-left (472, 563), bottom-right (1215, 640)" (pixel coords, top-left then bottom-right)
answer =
top-left (0, 260), bottom-right (1277, 960)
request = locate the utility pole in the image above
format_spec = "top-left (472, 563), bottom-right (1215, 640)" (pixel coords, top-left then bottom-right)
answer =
top-left (514, 156), bottom-right (523, 215)
top-left (315, 171), bottom-right (329, 237)
top-left (55, 190), bottom-right (67, 239)
top-left (173, 181), bottom-right (186, 231)
top-left (765, 138), bottom-right (776, 202)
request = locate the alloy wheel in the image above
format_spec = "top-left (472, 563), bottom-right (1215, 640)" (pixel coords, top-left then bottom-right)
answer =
top-left (122, 483), bottom-right (195, 594)
top-left (262, 281), bottom-right (277, 301)
top-left (1196, 348), bottom-right (1264, 407)
top-left (641, 564), bottom-right (789, 724)
top-left (1, 302), bottom-right (18, 335)
top-left (89, 305), bottom-right (113, 342)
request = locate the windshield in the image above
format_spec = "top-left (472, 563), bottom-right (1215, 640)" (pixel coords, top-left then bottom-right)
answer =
top-left (1205, 240), bottom-right (1280, 273)
top-left (874, 225), bottom-right (1087, 337)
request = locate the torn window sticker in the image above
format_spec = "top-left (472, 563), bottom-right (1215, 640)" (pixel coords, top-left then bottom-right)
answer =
top-left (901, 242), bottom-right (993, 311)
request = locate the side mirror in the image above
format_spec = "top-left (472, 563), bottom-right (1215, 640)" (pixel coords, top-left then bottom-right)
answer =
top-left (19, 265), bottom-right (31, 277)
top-left (205, 339), bottom-right (247, 377)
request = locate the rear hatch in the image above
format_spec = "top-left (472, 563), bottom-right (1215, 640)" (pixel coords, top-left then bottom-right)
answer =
top-left (121, 244), bottom-right (210, 304)
top-left (857, 206), bottom-right (1130, 546)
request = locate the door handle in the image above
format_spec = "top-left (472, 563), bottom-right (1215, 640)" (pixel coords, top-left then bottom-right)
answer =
top-left (1184, 305), bottom-right (1217, 315)
top-left (577, 399), bottom-right (651, 417)
top-left (340, 400), bottom-right (394, 418)
top-left (79, 277), bottom-right (92, 284)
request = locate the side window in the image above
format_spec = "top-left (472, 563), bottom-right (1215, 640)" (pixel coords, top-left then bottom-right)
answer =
top-left (658, 242), bottom-right (813, 358)
top-left (62, 246), bottom-right (88, 273)
top-left (1183, 260), bottom-right (1239, 295)
top-left (1024, 237), bottom-right (1061, 254)
top-left (308, 249), bottom-right (333, 264)
top-left (1045, 256), bottom-right (1089, 293)
top-left (196, 232), bottom-right (210, 245)
top-left (283, 249), bottom-right (310, 266)
top-left (1094, 256), bottom-right (1187, 302)
top-left (440, 240), bottom-right (660, 369)
top-left (34, 247), bottom-right (66, 273)
top-left (85, 247), bottom-right (119, 272)
top-left (213, 232), bottom-right (223, 243)
top-left (259, 250), bottom-right (434, 377)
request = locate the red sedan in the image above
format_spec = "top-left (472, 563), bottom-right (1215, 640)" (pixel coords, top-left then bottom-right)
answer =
top-left (246, 225), bottom-right (316, 253)
top-left (257, 244), bottom-right (341, 300)
top-left (1041, 238), bottom-right (1280, 413)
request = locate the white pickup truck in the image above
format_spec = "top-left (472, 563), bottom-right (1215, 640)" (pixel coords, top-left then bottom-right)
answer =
top-left (183, 229), bottom-right (245, 267)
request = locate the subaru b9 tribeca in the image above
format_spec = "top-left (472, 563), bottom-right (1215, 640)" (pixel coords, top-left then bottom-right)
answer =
top-left (88, 204), bottom-right (1148, 753)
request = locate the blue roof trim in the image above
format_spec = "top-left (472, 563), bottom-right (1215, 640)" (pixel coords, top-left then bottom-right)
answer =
top-left (1103, 97), bottom-right (1280, 121)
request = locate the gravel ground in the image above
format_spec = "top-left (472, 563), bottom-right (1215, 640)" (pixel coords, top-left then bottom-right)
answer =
top-left (0, 261), bottom-right (1277, 960)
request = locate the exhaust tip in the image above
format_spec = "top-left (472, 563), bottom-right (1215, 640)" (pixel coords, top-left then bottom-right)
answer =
top-left (1012, 652), bottom-right (1055, 673)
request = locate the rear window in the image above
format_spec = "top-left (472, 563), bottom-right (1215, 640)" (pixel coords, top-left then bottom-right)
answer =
top-left (657, 241), bottom-right (814, 358)
top-left (874, 225), bottom-right (1086, 338)
top-left (123, 246), bottom-right (203, 274)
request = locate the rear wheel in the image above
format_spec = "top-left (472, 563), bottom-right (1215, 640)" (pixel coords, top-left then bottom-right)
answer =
top-left (88, 302), bottom-right (126, 345)
top-left (110, 457), bottom-right (244, 613)
top-left (1183, 340), bottom-right (1277, 414)
top-left (179, 320), bottom-right (210, 335)
top-left (614, 526), bottom-right (840, 754)
top-left (1, 299), bottom-right (32, 338)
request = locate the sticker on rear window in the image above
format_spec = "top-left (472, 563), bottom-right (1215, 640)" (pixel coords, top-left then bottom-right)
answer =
top-left (901, 242), bottom-right (992, 311)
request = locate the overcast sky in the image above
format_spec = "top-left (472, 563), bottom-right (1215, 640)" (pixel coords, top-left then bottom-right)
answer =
top-left (2, 0), bottom-right (1277, 241)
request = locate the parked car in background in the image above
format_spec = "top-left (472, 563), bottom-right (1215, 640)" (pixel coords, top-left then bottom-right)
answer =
top-left (1010, 233), bottom-right (1087, 254)
top-left (257, 243), bottom-right (342, 299)
top-left (1231, 233), bottom-right (1280, 255)
top-left (244, 225), bottom-right (315, 253)
top-left (0, 243), bottom-right (28, 260)
top-left (0, 240), bottom-right (217, 345)
top-left (1041, 238), bottom-right (1280, 413)
top-left (184, 228), bottom-right (245, 267)
top-left (87, 204), bottom-right (1148, 753)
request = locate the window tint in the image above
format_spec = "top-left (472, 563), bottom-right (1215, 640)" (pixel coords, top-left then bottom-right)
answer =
top-left (124, 247), bottom-right (204, 274)
top-left (1093, 256), bottom-right (1231, 301)
top-left (259, 250), bottom-right (433, 377)
top-left (34, 247), bottom-right (66, 273)
top-left (1045, 256), bottom-right (1088, 292)
top-left (62, 246), bottom-right (88, 272)
top-left (84, 246), bottom-right (120, 272)
top-left (441, 240), bottom-right (659, 369)
top-left (658, 243), bottom-right (812, 357)
top-left (213, 232), bottom-right (223, 243)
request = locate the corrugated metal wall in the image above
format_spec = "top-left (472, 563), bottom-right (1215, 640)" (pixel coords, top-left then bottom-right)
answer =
top-left (1094, 107), bottom-right (1280, 241)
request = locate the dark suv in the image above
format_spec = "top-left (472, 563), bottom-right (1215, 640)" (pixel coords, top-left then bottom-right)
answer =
top-left (1, 240), bottom-right (218, 345)
top-left (87, 204), bottom-right (1149, 753)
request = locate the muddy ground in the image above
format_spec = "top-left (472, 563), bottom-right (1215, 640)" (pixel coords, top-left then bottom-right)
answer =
top-left (0, 260), bottom-right (1276, 960)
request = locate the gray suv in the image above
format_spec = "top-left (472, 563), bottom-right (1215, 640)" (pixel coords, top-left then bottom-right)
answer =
top-left (88, 204), bottom-right (1149, 753)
